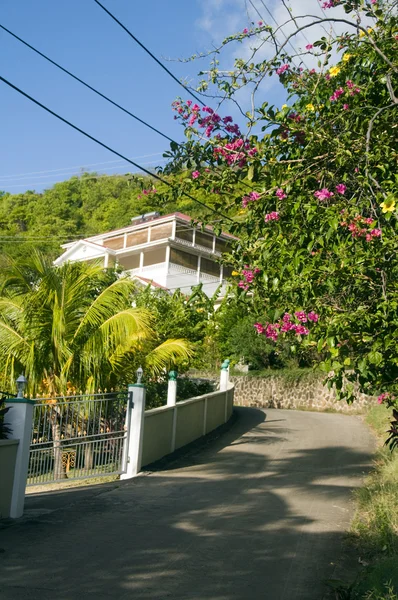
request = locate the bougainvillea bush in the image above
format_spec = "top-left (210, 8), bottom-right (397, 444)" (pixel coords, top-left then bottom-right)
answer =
top-left (163, 0), bottom-right (398, 445)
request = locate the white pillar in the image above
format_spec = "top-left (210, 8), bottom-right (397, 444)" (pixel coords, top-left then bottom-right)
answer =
top-left (5, 398), bottom-right (35, 519)
top-left (220, 359), bottom-right (230, 392)
top-left (121, 377), bottom-right (146, 480)
top-left (167, 371), bottom-right (177, 407)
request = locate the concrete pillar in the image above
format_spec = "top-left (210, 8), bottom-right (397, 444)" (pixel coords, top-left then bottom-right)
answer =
top-left (121, 369), bottom-right (146, 480)
top-left (5, 398), bottom-right (35, 518)
top-left (167, 370), bottom-right (178, 407)
top-left (220, 359), bottom-right (230, 392)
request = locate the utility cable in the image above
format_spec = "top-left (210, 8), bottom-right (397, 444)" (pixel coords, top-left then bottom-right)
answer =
top-left (0, 23), bottom-right (176, 145)
top-left (93, 0), bottom-right (204, 106)
top-left (256, 0), bottom-right (309, 68)
top-left (0, 75), bottom-right (234, 222)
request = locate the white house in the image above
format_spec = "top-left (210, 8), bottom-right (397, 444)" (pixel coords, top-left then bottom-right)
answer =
top-left (54, 212), bottom-right (235, 297)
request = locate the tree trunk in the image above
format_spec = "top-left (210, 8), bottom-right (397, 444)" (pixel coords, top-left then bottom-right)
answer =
top-left (51, 417), bottom-right (67, 480)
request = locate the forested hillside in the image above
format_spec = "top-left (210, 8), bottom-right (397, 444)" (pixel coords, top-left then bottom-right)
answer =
top-left (0, 172), bottom-right (211, 260)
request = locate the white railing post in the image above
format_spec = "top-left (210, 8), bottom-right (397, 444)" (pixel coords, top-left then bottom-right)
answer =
top-left (220, 359), bottom-right (230, 391)
top-left (121, 367), bottom-right (146, 480)
top-left (5, 377), bottom-right (34, 518)
top-left (167, 370), bottom-right (178, 407)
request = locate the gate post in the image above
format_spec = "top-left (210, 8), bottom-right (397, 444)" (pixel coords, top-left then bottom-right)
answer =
top-left (5, 394), bottom-right (35, 518)
top-left (167, 370), bottom-right (178, 407)
top-left (220, 359), bottom-right (230, 391)
top-left (121, 367), bottom-right (146, 480)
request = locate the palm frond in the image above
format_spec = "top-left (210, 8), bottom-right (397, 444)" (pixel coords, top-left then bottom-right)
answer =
top-left (144, 339), bottom-right (194, 376)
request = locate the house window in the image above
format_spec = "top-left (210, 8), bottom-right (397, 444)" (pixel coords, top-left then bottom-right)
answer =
top-left (175, 226), bottom-right (193, 244)
top-left (170, 248), bottom-right (198, 270)
top-left (118, 254), bottom-right (140, 270)
top-left (222, 265), bottom-right (234, 279)
top-left (195, 231), bottom-right (214, 250)
top-left (215, 238), bottom-right (233, 254)
top-left (104, 236), bottom-right (124, 250)
top-left (126, 229), bottom-right (149, 247)
top-left (200, 257), bottom-right (220, 277)
top-left (150, 223), bottom-right (173, 242)
top-left (143, 248), bottom-right (167, 266)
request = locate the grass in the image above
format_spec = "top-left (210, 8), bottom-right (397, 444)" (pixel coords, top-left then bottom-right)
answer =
top-left (338, 404), bottom-right (398, 599)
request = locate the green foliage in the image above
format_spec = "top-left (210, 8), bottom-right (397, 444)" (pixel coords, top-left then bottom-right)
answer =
top-left (0, 253), bottom-right (192, 395)
top-left (165, 0), bottom-right (398, 444)
top-left (0, 394), bottom-right (12, 439)
top-left (146, 377), bottom-right (215, 409)
top-left (0, 172), bottom-right (212, 263)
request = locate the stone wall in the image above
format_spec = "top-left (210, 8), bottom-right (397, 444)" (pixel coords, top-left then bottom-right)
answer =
top-left (191, 370), bottom-right (375, 414)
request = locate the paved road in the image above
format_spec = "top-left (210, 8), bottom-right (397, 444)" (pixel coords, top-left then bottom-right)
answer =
top-left (0, 408), bottom-right (374, 600)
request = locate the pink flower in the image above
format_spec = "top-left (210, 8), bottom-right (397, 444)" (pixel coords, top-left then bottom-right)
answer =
top-left (265, 211), bottom-right (280, 222)
top-left (371, 228), bottom-right (382, 237)
top-left (346, 80), bottom-right (354, 89)
top-left (276, 188), bottom-right (287, 199)
top-left (192, 171), bottom-right (200, 179)
top-left (306, 44), bottom-right (314, 50)
top-left (355, 167), bottom-right (359, 173)
top-left (325, 73), bottom-right (331, 81)
top-left (243, 28), bottom-right (249, 34)
top-left (378, 392), bottom-right (389, 404)
top-left (314, 188), bottom-right (334, 201)
top-left (322, 0), bottom-right (334, 7)
top-left (223, 116), bottom-right (233, 124)
top-left (294, 324), bottom-right (310, 336)
top-left (307, 311), bottom-right (319, 322)
top-left (343, 103), bottom-right (349, 110)
top-left (258, 21), bottom-right (263, 26)
top-left (254, 322), bottom-right (265, 334)
top-left (265, 323), bottom-right (279, 341)
top-left (330, 87), bottom-right (344, 102)
top-left (336, 183), bottom-right (347, 194)
top-left (276, 64), bottom-right (289, 76)
top-left (295, 311), bottom-right (308, 323)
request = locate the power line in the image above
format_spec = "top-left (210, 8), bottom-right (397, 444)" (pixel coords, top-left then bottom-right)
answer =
top-left (93, 0), bottom-right (204, 106)
top-left (0, 23), bottom-right (177, 145)
top-left (252, 0), bottom-right (309, 68)
top-left (0, 161), bottom-right (166, 189)
top-left (0, 153), bottom-right (163, 180)
top-left (0, 75), bottom-right (234, 223)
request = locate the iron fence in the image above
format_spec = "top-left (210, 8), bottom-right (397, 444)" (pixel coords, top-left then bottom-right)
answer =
top-left (28, 391), bottom-right (131, 486)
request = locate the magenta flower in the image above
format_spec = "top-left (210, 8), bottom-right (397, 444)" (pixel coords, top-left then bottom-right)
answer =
top-left (371, 228), bottom-right (382, 237)
top-left (276, 64), bottom-right (289, 76)
top-left (306, 44), bottom-right (314, 50)
top-left (295, 311), bottom-right (308, 323)
top-left (276, 188), bottom-right (287, 200)
top-left (346, 80), bottom-right (354, 89)
top-left (330, 87), bottom-right (344, 102)
top-left (307, 311), bottom-right (319, 322)
top-left (314, 188), bottom-right (334, 201)
top-left (265, 211), bottom-right (280, 222)
top-left (335, 184), bottom-right (347, 194)
top-left (254, 322), bottom-right (265, 334)
top-left (258, 21), bottom-right (263, 26)
top-left (343, 103), bottom-right (349, 110)
top-left (192, 171), bottom-right (200, 179)
top-left (243, 28), bottom-right (248, 34)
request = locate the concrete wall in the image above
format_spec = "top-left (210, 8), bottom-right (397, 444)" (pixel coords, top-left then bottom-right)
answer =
top-left (141, 387), bottom-right (234, 468)
top-left (0, 439), bottom-right (19, 518)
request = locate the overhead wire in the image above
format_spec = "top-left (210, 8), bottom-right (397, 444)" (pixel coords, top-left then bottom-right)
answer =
top-left (0, 75), bottom-right (234, 222)
top-left (93, 0), bottom-right (204, 106)
top-left (250, 0), bottom-right (309, 68)
top-left (0, 153), bottom-right (163, 180)
top-left (0, 161), bottom-right (166, 189)
top-left (0, 23), bottom-right (177, 145)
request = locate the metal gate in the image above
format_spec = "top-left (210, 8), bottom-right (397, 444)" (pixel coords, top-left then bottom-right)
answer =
top-left (27, 391), bottom-right (131, 486)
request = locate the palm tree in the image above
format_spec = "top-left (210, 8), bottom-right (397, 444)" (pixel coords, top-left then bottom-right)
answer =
top-left (0, 252), bottom-right (192, 478)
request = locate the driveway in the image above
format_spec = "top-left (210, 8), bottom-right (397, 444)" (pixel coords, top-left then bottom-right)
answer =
top-left (0, 408), bottom-right (375, 600)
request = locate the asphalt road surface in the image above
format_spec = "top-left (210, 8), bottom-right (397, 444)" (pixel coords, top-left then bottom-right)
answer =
top-left (0, 407), bottom-right (375, 600)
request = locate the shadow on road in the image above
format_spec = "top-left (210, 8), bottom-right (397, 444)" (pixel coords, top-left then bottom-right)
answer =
top-left (0, 407), bottom-right (379, 600)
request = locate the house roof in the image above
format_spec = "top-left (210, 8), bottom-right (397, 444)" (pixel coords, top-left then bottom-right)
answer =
top-left (61, 212), bottom-right (236, 250)
top-left (54, 239), bottom-right (115, 266)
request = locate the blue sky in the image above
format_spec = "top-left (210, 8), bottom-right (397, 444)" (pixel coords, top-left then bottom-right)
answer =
top-left (0, 0), bottom-right (351, 195)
